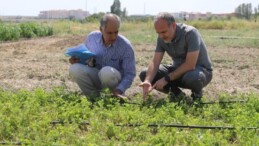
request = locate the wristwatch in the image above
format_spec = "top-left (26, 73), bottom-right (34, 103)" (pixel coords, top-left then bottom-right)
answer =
top-left (164, 75), bottom-right (171, 82)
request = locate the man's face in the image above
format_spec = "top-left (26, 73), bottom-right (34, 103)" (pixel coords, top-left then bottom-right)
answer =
top-left (100, 21), bottom-right (119, 46)
top-left (154, 19), bottom-right (175, 43)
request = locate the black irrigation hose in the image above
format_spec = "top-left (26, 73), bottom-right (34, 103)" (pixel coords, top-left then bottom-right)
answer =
top-left (0, 100), bottom-right (251, 145)
top-left (50, 121), bottom-right (90, 125)
top-left (2, 122), bottom-right (257, 145)
top-left (0, 141), bottom-right (20, 145)
top-left (206, 36), bottom-right (259, 40)
top-left (122, 100), bottom-right (248, 106)
top-left (50, 121), bottom-right (259, 131)
top-left (199, 100), bottom-right (247, 105)
top-left (106, 94), bottom-right (249, 106)
top-left (0, 142), bottom-right (22, 145)
top-left (115, 124), bottom-right (258, 130)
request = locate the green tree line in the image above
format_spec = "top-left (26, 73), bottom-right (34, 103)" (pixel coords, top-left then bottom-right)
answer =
top-left (234, 3), bottom-right (259, 21)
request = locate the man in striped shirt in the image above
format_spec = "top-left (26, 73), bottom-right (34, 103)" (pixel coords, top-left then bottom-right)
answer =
top-left (69, 13), bottom-right (136, 99)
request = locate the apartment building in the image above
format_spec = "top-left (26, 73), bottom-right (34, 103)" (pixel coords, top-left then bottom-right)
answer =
top-left (39, 9), bottom-right (90, 19)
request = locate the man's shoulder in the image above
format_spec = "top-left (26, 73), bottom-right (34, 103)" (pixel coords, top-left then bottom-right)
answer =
top-left (88, 30), bottom-right (102, 36)
top-left (87, 30), bottom-right (102, 38)
top-left (177, 23), bottom-right (196, 32)
top-left (86, 31), bottom-right (102, 42)
top-left (177, 23), bottom-right (193, 28)
top-left (117, 34), bottom-right (132, 45)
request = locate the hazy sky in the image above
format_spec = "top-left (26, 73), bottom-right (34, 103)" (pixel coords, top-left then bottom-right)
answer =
top-left (0, 0), bottom-right (258, 16)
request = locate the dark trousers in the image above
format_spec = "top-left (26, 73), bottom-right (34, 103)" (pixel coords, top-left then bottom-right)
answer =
top-left (139, 65), bottom-right (213, 95)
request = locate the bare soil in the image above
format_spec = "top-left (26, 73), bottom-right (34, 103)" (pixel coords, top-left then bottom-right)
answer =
top-left (0, 35), bottom-right (258, 99)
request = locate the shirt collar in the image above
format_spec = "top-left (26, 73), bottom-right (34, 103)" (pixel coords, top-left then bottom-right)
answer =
top-left (98, 35), bottom-right (115, 48)
top-left (171, 24), bottom-right (182, 43)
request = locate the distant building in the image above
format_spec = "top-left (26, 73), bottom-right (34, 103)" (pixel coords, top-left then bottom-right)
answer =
top-left (38, 9), bottom-right (90, 19)
top-left (171, 12), bottom-right (235, 20)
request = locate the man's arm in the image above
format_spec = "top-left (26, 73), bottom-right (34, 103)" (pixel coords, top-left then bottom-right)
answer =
top-left (153, 50), bottom-right (199, 90)
top-left (168, 50), bottom-right (199, 80)
top-left (139, 52), bottom-right (164, 100)
top-left (145, 52), bottom-right (164, 82)
top-left (115, 46), bottom-right (136, 95)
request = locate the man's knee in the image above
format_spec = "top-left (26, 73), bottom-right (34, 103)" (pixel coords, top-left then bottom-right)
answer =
top-left (182, 70), bottom-right (206, 91)
top-left (98, 66), bottom-right (121, 90)
top-left (69, 63), bottom-right (85, 78)
top-left (69, 63), bottom-right (98, 80)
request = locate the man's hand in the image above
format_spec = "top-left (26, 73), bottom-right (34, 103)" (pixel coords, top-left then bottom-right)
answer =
top-left (112, 89), bottom-right (128, 100)
top-left (139, 81), bottom-right (153, 101)
top-left (153, 77), bottom-right (167, 91)
top-left (69, 57), bottom-right (80, 64)
top-left (112, 88), bottom-right (123, 96)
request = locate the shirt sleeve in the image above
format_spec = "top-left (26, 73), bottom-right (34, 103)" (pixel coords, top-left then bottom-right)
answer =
top-left (116, 43), bottom-right (136, 93)
top-left (186, 29), bottom-right (201, 52)
top-left (155, 38), bottom-right (166, 52)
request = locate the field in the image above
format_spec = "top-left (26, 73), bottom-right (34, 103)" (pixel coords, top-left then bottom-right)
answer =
top-left (0, 21), bottom-right (259, 98)
top-left (0, 20), bottom-right (259, 145)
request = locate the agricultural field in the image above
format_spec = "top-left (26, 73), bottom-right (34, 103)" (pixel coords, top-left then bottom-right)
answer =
top-left (0, 20), bottom-right (259, 145)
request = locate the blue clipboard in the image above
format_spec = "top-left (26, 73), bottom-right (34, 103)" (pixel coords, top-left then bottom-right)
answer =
top-left (65, 44), bottom-right (96, 64)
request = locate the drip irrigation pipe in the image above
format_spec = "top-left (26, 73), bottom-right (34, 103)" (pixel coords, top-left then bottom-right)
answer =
top-left (2, 122), bottom-right (257, 145)
top-left (198, 100), bottom-right (247, 104)
top-left (50, 121), bottom-right (258, 130)
top-left (206, 36), bottom-right (259, 40)
top-left (121, 99), bottom-right (248, 106)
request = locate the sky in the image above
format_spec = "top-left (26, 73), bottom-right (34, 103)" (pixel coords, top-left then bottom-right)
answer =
top-left (0, 0), bottom-right (258, 16)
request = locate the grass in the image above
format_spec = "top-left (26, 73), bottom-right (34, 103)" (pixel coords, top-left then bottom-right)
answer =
top-left (48, 19), bottom-right (259, 48)
top-left (0, 88), bottom-right (258, 145)
top-left (1, 19), bottom-right (259, 48)
top-left (0, 19), bottom-right (259, 145)
top-left (200, 29), bottom-right (259, 48)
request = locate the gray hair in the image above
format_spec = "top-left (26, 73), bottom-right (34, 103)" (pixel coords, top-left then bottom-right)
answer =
top-left (100, 13), bottom-right (121, 29)
top-left (154, 12), bottom-right (176, 26)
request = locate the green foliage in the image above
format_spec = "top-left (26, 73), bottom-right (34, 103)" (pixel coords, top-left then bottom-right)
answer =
top-left (0, 22), bottom-right (53, 41)
top-left (0, 88), bottom-right (258, 145)
top-left (0, 24), bottom-right (21, 41)
top-left (187, 19), bottom-right (249, 29)
top-left (84, 12), bottom-right (105, 23)
top-left (235, 3), bottom-right (253, 20)
top-left (19, 22), bottom-right (53, 38)
top-left (48, 19), bottom-right (259, 48)
top-left (111, 0), bottom-right (122, 16)
top-left (200, 28), bottom-right (259, 48)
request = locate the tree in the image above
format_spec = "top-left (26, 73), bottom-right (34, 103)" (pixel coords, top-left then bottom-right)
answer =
top-left (235, 3), bottom-right (253, 20)
top-left (85, 12), bottom-right (105, 22)
top-left (111, 0), bottom-right (122, 16)
top-left (110, 0), bottom-right (127, 17)
top-left (235, 5), bottom-right (242, 18)
top-left (246, 3), bottom-right (252, 19)
top-left (254, 8), bottom-right (258, 22)
top-left (122, 8), bottom-right (127, 18)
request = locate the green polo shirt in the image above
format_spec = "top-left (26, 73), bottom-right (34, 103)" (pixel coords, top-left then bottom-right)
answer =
top-left (156, 23), bottom-right (212, 71)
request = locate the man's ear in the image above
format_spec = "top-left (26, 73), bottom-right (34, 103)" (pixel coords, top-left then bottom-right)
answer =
top-left (172, 22), bottom-right (176, 29)
top-left (100, 26), bottom-right (104, 32)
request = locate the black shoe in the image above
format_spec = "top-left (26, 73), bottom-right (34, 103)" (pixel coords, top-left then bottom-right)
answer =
top-left (169, 91), bottom-right (186, 103)
top-left (191, 91), bottom-right (203, 102)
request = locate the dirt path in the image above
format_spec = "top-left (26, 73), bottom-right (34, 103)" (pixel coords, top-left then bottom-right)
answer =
top-left (0, 36), bottom-right (258, 99)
